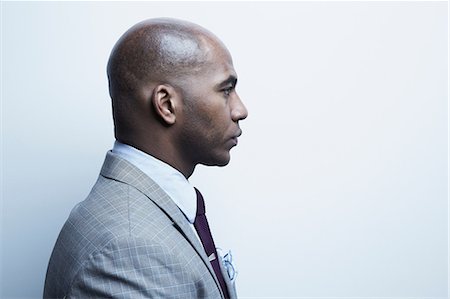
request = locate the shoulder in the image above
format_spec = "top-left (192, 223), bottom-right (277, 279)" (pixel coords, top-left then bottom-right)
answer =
top-left (60, 175), bottom-right (173, 256)
top-left (45, 175), bottom-right (174, 295)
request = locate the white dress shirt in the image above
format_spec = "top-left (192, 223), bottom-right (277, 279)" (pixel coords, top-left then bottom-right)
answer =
top-left (111, 141), bottom-right (197, 225)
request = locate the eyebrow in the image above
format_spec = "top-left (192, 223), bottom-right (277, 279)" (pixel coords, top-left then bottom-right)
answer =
top-left (217, 75), bottom-right (238, 89)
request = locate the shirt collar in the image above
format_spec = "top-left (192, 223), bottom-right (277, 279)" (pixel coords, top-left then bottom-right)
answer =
top-left (111, 141), bottom-right (197, 224)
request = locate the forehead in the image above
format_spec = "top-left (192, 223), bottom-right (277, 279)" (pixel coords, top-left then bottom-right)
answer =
top-left (199, 37), bottom-right (237, 82)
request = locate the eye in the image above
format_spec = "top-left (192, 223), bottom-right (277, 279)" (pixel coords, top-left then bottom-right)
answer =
top-left (223, 86), bottom-right (234, 97)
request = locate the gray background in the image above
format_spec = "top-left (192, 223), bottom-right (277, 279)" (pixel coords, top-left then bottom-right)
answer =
top-left (1, 1), bottom-right (448, 298)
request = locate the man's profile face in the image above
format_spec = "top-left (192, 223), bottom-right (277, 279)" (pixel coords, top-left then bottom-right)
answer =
top-left (177, 42), bottom-right (248, 167)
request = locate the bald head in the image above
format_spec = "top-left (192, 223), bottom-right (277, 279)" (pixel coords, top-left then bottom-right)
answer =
top-left (107, 18), bottom-right (223, 101)
top-left (106, 18), bottom-right (246, 177)
top-left (107, 18), bottom-right (229, 142)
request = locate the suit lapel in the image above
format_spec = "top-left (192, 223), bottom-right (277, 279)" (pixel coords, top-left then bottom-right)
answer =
top-left (100, 152), bottom-right (224, 298)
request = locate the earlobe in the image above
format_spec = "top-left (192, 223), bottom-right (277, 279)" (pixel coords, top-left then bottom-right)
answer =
top-left (151, 84), bottom-right (177, 125)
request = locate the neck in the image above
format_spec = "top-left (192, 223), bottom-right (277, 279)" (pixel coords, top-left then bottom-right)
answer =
top-left (116, 137), bottom-right (195, 178)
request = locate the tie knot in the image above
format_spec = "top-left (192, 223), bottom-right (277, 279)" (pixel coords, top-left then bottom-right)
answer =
top-left (194, 187), bottom-right (205, 216)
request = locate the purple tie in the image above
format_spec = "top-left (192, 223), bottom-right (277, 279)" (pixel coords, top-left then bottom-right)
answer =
top-left (194, 188), bottom-right (229, 299)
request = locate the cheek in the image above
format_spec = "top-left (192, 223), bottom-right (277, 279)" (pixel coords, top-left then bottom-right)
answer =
top-left (195, 99), bottom-right (224, 122)
top-left (202, 106), bottom-right (230, 140)
top-left (185, 93), bottom-right (231, 141)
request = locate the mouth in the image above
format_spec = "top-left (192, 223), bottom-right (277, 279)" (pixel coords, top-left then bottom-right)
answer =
top-left (230, 130), bottom-right (242, 147)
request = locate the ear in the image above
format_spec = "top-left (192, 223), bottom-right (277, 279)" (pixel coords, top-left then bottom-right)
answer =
top-left (151, 84), bottom-right (178, 125)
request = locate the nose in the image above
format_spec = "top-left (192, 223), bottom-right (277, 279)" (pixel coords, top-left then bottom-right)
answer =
top-left (231, 93), bottom-right (248, 122)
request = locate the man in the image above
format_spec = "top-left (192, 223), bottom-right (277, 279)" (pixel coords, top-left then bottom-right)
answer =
top-left (44, 18), bottom-right (248, 298)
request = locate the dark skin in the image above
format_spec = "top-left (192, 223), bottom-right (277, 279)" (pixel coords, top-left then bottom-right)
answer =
top-left (107, 18), bottom-right (248, 178)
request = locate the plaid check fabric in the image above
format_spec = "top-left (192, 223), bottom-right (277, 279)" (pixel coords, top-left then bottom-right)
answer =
top-left (194, 188), bottom-right (230, 299)
top-left (44, 152), bottom-right (237, 299)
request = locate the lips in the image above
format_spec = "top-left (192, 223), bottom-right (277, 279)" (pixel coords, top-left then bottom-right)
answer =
top-left (229, 129), bottom-right (242, 147)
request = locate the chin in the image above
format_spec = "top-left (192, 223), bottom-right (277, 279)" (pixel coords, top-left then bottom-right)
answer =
top-left (201, 153), bottom-right (231, 167)
top-left (215, 159), bottom-right (230, 167)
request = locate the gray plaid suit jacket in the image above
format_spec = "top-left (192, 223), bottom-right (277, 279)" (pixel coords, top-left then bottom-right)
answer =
top-left (44, 151), bottom-right (237, 299)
